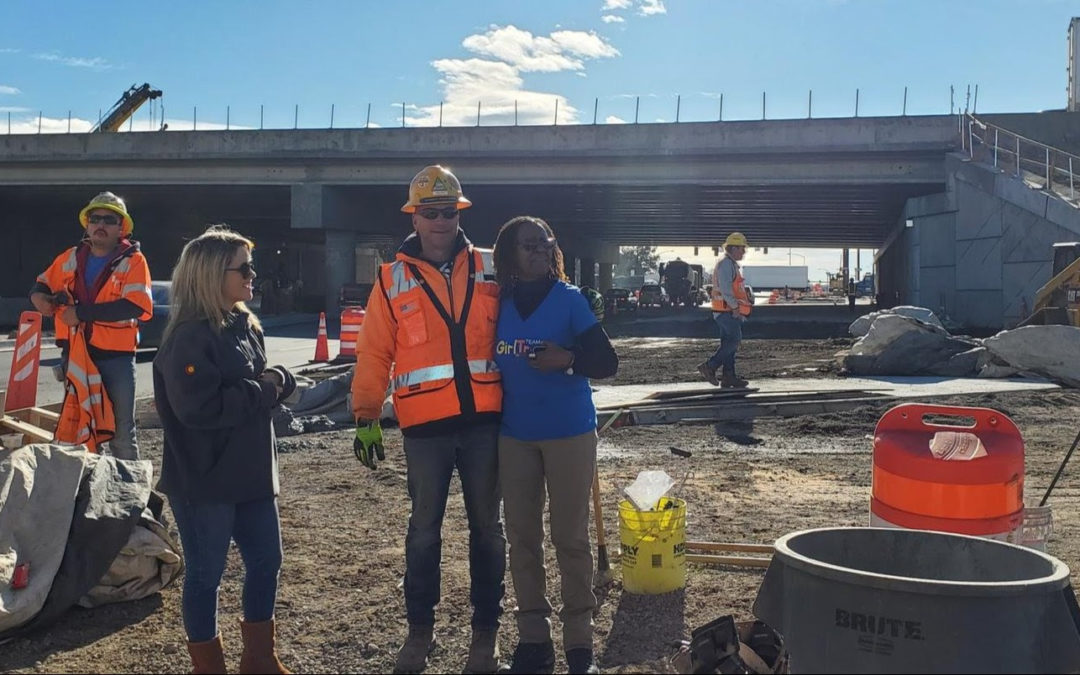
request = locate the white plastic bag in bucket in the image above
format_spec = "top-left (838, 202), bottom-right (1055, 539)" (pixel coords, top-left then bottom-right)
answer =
top-left (623, 470), bottom-right (675, 511)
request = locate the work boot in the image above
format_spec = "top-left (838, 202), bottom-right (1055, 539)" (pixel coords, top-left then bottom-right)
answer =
top-left (238, 619), bottom-right (290, 674)
top-left (720, 373), bottom-right (749, 389)
top-left (696, 361), bottom-right (720, 387)
top-left (566, 648), bottom-right (600, 675)
top-left (394, 625), bottom-right (437, 674)
top-left (462, 628), bottom-right (502, 674)
top-left (504, 641), bottom-right (555, 674)
top-left (187, 634), bottom-right (227, 674)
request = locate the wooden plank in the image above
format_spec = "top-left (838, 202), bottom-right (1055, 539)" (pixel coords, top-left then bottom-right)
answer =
top-left (624, 395), bottom-right (891, 426)
top-left (686, 553), bottom-right (771, 569)
top-left (30, 407), bottom-right (60, 423)
top-left (596, 388), bottom-right (883, 412)
top-left (0, 415), bottom-right (54, 443)
top-left (686, 541), bottom-right (774, 554)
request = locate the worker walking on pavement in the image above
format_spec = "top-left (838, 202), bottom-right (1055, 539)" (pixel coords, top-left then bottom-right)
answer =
top-left (30, 191), bottom-right (153, 459)
top-left (351, 165), bottom-right (506, 674)
top-left (698, 232), bottom-right (752, 389)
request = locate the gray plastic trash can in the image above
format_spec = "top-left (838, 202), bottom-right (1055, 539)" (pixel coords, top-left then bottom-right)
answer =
top-left (752, 527), bottom-right (1080, 673)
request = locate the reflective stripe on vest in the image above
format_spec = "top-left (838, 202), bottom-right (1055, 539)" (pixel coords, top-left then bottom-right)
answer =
top-left (392, 358), bottom-right (499, 393)
top-left (386, 261), bottom-right (420, 300)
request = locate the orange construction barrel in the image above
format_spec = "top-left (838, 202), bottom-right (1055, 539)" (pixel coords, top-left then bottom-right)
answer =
top-left (871, 403), bottom-right (1024, 538)
top-left (336, 307), bottom-right (365, 362)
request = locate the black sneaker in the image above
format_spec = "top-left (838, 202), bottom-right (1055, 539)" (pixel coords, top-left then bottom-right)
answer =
top-left (503, 641), bottom-right (555, 674)
top-left (566, 648), bottom-right (600, 674)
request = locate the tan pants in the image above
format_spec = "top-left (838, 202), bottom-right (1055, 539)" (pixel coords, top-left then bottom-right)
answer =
top-left (498, 430), bottom-right (597, 650)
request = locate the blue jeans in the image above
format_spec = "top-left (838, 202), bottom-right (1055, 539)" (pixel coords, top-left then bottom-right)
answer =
top-left (96, 355), bottom-right (138, 460)
top-left (169, 496), bottom-right (283, 642)
top-left (707, 312), bottom-right (743, 375)
top-left (402, 423), bottom-right (506, 629)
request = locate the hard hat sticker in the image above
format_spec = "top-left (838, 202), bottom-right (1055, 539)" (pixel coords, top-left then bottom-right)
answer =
top-left (431, 178), bottom-right (449, 196)
top-left (414, 174), bottom-right (430, 189)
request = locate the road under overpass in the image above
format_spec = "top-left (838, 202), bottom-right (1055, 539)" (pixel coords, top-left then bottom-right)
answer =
top-left (0, 114), bottom-right (958, 312)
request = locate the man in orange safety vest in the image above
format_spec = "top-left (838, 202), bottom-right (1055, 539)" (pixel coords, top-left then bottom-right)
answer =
top-left (30, 191), bottom-right (152, 458)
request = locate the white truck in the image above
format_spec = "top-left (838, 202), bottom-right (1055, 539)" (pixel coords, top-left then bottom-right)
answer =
top-left (741, 265), bottom-right (809, 290)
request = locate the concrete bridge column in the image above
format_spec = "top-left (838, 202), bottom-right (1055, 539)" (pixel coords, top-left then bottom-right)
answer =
top-left (598, 262), bottom-right (613, 292)
top-left (579, 257), bottom-right (597, 288)
top-left (324, 230), bottom-right (357, 315)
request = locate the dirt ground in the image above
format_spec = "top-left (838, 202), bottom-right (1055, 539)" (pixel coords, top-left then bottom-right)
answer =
top-left (5, 334), bottom-right (1080, 674)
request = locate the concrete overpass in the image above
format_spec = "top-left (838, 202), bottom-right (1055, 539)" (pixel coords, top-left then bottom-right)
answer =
top-left (0, 114), bottom-right (957, 312)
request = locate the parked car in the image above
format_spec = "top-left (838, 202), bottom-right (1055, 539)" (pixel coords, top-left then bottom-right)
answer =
top-left (603, 287), bottom-right (638, 313)
top-left (138, 281), bottom-right (171, 349)
top-left (638, 283), bottom-right (668, 308)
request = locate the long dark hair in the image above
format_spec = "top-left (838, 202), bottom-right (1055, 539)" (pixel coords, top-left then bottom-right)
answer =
top-left (493, 216), bottom-right (566, 296)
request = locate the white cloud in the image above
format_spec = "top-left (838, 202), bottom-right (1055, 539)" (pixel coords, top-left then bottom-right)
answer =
top-left (602, 0), bottom-right (632, 8)
top-left (0, 48), bottom-right (19, 54)
top-left (605, 115), bottom-right (626, 124)
top-left (461, 25), bottom-right (618, 73)
top-left (33, 52), bottom-right (111, 69)
top-left (2, 114), bottom-right (93, 134)
top-left (601, 15), bottom-right (625, 23)
top-left (406, 24), bottom-right (619, 127)
top-left (638, 0), bottom-right (667, 15)
top-left (0, 85), bottom-right (20, 95)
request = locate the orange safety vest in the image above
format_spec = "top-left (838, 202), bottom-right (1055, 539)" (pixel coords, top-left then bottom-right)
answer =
top-left (711, 258), bottom-right (752, 316)
top-left (54, 325), bottom-right (115, 452)
top-left (36, 242), bottom-right (153, 353)
top-left (352, 243), bottom-right (501, 430)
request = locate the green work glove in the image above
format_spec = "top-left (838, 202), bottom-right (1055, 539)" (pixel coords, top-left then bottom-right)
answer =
top-left (353, 419), bottom-right (385, 469)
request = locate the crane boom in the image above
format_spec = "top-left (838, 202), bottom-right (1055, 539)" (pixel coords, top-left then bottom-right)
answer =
top-left (92, 83), bottom-right (163, 133)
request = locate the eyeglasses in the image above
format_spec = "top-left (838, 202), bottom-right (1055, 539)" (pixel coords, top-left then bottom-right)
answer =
top-left (87, 214), bottom-right (121, 226)
top-left (417, 207), bottom-right (460, 220)
top-left (519, 238), bottom-right (557, 253)
top-left (225, 261), bottom-right (256, 279)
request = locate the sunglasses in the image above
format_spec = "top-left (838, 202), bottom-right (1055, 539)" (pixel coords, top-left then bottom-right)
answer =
top-left (87, 214), bottom-right (121, 226)
top-left (519, 238), bottom-right (557, 253)
top-left (417, 207), bottom-right (460, 220)
top-left (225, 261), bottom-right (256, 279)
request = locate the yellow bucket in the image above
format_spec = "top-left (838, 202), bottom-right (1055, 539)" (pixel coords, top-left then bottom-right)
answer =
top-left (619, 497), bottom-right (687, 594)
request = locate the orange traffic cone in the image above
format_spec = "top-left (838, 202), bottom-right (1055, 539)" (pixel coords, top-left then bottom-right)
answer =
top-left (312, 312), bottom-right (330, 362)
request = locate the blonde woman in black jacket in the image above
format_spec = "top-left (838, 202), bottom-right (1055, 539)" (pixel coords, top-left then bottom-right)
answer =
top-left (153, 225), bottom-right (295, 674)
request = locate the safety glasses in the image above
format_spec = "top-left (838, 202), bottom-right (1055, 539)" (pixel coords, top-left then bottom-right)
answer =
top-left (87, 214), bottom-right (121, 226)
top-left (519, 238), bottom-right (557, 253)
top-left (417, 207), bottom-right (460, 220)
top-left (225, 261), bottom-right (256, 279)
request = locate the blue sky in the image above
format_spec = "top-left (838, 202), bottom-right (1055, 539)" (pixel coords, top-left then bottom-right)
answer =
top-left (2, 0), bottom-right (1077, 278)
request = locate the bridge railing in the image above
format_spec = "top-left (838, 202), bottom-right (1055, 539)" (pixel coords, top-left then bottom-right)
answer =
top-left (961, 113), bottom-right (1080, 202)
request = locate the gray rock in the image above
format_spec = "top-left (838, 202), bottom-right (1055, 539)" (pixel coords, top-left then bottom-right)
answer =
top-left (843, 314), bottom-right (979, 376)
top-left (849, 305), bottom-right (946, 338)
top-left (983, 325), bottom-right (1080, 387)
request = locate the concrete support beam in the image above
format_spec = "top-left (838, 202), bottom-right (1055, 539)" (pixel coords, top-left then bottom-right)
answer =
top-left (324, 230), bottom-right (357, 316)
top-left (598, 262), bottom-right (614, 292)
top-left (579, 258), bottom-right (597, 288)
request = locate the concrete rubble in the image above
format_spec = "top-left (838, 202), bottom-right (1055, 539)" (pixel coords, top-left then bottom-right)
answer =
top-left (841, 307), bottom-right (1080, 387)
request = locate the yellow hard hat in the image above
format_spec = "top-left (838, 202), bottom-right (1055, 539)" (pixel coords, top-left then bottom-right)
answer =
top-left (724, 232), bottom-right (748, 248)
top-left (79, 191), bottom-right (134, 236)
top-left (401, 165), bottom-right (472, 213)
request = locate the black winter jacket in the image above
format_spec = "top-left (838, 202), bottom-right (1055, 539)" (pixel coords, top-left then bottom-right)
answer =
top-left (153, 311), bottom-right (295, 503)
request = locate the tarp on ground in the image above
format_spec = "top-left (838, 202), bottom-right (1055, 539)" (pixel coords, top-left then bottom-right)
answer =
top-left (0, 445), bottom-right (182, 641)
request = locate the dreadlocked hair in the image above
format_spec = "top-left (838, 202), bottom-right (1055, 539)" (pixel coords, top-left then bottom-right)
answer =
top-left (493, 216), bottom-right (566, 297)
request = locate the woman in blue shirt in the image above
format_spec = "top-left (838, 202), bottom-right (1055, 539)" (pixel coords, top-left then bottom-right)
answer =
top-left (493, 216), bottom-right (618, 675)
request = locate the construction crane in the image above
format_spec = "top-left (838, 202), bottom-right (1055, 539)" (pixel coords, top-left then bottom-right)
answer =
top-left (91, 83), bottom-right (163, 133)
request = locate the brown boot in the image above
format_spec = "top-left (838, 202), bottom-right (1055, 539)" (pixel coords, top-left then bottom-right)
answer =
top-left (720, 373), bottom-right (749, 389)
top-left (463, 628), bottom-right (502, 674)
top-left (187, 634), bottom-right (227, 674)
top-left (238, 619), bottom-right (290, 674)
top-left (394, 625), bottom-right (437, 674)
top-left (696, 361), bottom-right (720, 387)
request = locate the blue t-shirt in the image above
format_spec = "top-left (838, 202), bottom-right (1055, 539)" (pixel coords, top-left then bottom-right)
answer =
top-left (495, 281), bottom-right (599, 441)
top-left (83, 254), bottom-right (111, 290)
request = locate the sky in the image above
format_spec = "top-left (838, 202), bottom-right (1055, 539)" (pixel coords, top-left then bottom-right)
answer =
top-left (2, 0), bottom-right (1078, 280)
